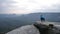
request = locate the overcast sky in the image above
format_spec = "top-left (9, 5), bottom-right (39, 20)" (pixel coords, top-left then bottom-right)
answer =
top-left (0, 0), bottom-right (60, 14)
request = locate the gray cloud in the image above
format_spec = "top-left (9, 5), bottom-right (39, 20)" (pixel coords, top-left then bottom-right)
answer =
top-left (0, 0), bottom-right (17, 13)
top-left (33, 4), bottom-right (60, 13)
top-left (0, 0), bottom-right (60, 14)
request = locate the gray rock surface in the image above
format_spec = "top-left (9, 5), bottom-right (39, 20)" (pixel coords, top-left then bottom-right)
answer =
top-left (6, 25), bottom-right (40, 34)
top-left (6, 22), bottom-right (60, 34)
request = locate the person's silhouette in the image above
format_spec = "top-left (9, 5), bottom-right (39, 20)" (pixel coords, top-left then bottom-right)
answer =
top-left (40, 15), bottom-right (45, 22)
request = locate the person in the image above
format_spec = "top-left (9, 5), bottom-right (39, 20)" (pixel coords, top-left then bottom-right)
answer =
top-left (49, 24), bottom-right (54, 29)
top-left (40, 15), bottom-right (45, 22)
top-left (48, 24), bottom-right (59, 34)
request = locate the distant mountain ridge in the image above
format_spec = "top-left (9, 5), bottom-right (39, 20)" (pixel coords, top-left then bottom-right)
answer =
top-left (19, 13), bottom-right (60, 22)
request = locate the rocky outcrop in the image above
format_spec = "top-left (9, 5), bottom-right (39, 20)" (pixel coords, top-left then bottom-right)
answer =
top-left (6, 25), bottom-right (40, 34)
top-left (6, 22), bottom-right (60, 34)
